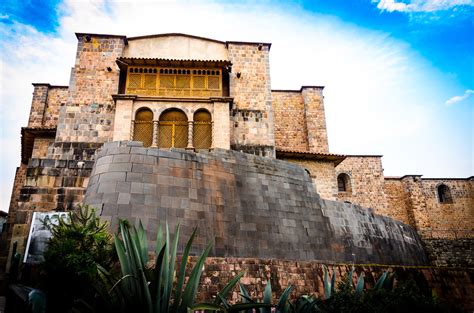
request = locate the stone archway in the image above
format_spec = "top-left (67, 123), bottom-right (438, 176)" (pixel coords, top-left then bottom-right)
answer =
top-left (158, 108), bottom-right (188, 148)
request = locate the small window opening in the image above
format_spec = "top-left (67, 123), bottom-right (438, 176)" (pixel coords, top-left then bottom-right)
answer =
top-left (337, 173), bottom-right (351, 193)
top-left (438, 184), bottom-right (453, 203)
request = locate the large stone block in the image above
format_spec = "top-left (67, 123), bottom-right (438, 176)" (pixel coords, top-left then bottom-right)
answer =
top-left (84, 141), bottom-right (428, 265)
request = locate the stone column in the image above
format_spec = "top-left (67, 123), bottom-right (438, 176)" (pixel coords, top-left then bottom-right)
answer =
top-left (112, 97), bottom-right (134, 141)
top-left (152, 120), bottom-right (158, 147)
top-left (130, 120), bottom-right (135, 140)
top-left (211, 121), bottom-right (215, 149)
top-left (186, 121), bottom-right (194, 150)
top-left (212, 100), bottom-right (230, 150)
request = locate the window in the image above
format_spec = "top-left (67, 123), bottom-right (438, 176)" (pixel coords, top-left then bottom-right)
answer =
top-left (158, 109), bottom-right (188, 148)
top-left (126, 67), bottom-right (222, 97)
top-left (133, 108), bottom-right (153, 147)
top-left (437, 184), bottom-right (453, 203)
top-left (337, 173), bottom-right (351, 193)
top-left (193, 110), bottom-right (212, 149)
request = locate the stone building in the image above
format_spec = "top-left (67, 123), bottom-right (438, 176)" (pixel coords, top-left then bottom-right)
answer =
top-left (2, 33), bottom-right (473, 269)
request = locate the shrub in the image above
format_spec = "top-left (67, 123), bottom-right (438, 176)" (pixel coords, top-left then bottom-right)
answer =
top-left (41, 205), bottom-right (114, 313)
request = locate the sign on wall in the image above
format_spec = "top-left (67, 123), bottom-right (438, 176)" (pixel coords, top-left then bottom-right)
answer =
top-left (23, 212), bottom-right (70, 264)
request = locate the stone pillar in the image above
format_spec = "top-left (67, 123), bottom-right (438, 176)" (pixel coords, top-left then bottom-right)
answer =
top-left (212, 100), bottom-right (230, 150)
top-left (186, 121), bottom-right (194, 150)
top-left (152, 121), bottom-right (158, 147)
top-left (130, 120), bottom-right (134, 140)
top-left (301, 86), bottom-right (329, 154)
top-left (112, 97), bottom-right (134, 141)
top-left (28, 84), bottom-right (50, 127)
top-left (211, 121), bottom-right (215, 149)
top-left (401, 175), bottom-right (431, 232)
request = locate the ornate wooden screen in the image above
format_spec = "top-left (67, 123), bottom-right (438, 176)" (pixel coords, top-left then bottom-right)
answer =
top-left (126, 67), bottom-right (222, 97)
top-left (158, 109), bottom-right (188, 148)
top-left (133, 108), bottom-right (153, 147)
top-left (193, 110), bottom-right (212, 149)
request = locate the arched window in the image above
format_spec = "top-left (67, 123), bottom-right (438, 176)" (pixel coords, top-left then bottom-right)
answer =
top-left (337, 173), bottom-right (351, 193)
top-left (438, 184), bottom-right (453, 203)
top-left (133, 108), bottom-right (153, 147)
top-left (158, 109), bottom-right (188, 148)
top-left (193, 110), bottom-right (212, 149)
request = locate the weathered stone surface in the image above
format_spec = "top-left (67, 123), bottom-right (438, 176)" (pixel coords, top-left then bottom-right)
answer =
top-left (423, 238), bottom-right (474, 267)
top-left (84, 141), bottom-right (427, 265)
top-left (193, 257), bottom-right (474, 312)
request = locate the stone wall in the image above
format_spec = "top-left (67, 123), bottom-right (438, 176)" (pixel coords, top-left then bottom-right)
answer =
top-left (3, 142), bottom-right (102, 266)
top-left (230, 109), bottom-right (274, 157)
top-left (301, 87), bottom-right (329, 154)
top-left (1, 165), bottom-right (27, 270)
top-left (335, 156), bottom-right (388, 213)
top-left (56, 34), bottom-right (126, 142)
top-left (272, 88), bottom-right (329, 154)
top-left (32, 138), bottom-right (55, 158)
top-left (27, 84), bottom-right (68, 128)
top-left (227, 43), bottom-right (275, 156)
top-left (43, 86), bottom-right (68, 128)
top-left (423, 238), bottom-right (474, 267)
top-left (272, 91), bottom-right (308, 151)
top-left (383, 176), bottom-right (473, 235)
top-left (84, 141), bottom-right (427, 265)
top-left (194, 258), bottom-right (474, 311)
top-left (420, 178), bottom-right (474, 233)
top-left (280, 158), bottom-right (337, 200)
top-left (28, 84), bottom-right (49, 127)
top-left (383, 178), bottom-right (413, 226)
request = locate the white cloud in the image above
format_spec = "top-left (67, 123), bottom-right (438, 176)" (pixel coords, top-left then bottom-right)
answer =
top-left (0, 0), bottom-right (471, 212)
top-left (375, 0), bottom-right (473, 12)
top-left (445, 89), bottom-right (474, 106)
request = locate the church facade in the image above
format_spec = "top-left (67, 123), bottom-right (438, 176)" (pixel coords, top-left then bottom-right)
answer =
top-left (3, 33), bottom-right (473, 268)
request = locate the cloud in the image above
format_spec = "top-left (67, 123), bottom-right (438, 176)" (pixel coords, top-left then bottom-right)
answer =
top-left (374, 0), bottom-right (473, 12)
top-left (0, 0), bottom-right (470, 212)
top-left (445, 89), bottom-right (474, 106)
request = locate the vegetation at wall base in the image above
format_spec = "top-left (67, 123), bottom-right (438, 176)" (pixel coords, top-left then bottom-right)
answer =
top-left (25, 206), bottom-right (466, 313)
top-left (306, 266), bottom-right (465, 313)
top-left (41, 205), bottom-right (115, 313)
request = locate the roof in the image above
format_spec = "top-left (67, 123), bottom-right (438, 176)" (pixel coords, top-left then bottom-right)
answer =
top-left (32, 83), bottom-right (68, 88)
top-left (116, 57), bottom-right (232, 70)
top-left (76, 32), bottom-right (128, 44)
top-left (128, 33), bottom-right (225, 44)
top-left (76, 32), bottom-right (271, 49)
top-left (344, 154), bottom-right (383, 158)
top-left (276, 149), bottom-right (346, 166)
top-left (21, 127), bottom-right (56, 164)
top-left (385, 175), bottom-right (473, 181)
top-left (272, 86), bottom-right (325, 93)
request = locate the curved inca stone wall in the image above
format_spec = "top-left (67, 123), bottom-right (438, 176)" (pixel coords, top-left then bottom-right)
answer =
top-left (84, 141), bottom-right (427, 265)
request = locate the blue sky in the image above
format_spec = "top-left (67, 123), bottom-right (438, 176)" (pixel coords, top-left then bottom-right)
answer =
top-left (0, 0), bottom-right (473, 212)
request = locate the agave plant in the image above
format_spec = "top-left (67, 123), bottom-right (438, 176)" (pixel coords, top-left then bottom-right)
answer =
top-left (322, 265), bottom-right (337, 300)
top-left (191, 279), bottom-right (294, 313)
top-left (97, 220), bottom-right (212, 313)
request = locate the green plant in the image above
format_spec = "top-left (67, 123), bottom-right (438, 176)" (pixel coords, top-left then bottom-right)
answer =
top-left (42, 205), bottom-right (114, 313)
top-left (97, 220), bottom-right (214, 313)
top-left (301, 268), bottom-right (462, 313)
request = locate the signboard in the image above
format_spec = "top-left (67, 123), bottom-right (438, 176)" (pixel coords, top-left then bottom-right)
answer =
top-left (23, 212), bottom-right (70, 263)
